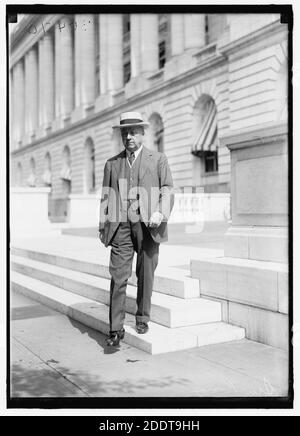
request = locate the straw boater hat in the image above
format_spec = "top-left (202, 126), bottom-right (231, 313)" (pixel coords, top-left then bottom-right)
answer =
top-left (112, 112), bottom-right (150, 129)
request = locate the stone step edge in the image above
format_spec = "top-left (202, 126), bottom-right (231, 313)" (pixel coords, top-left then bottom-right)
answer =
top-left (11, 255), bottom-right (222, 328)
top-left (11, 246), bottom-right (200, 299)
top-left (190, 257), bottom-right (288, 273)
top-left (11, 271), bottom-right (245, 354)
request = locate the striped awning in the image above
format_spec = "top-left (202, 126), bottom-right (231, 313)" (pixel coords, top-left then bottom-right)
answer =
top-left (192, 100), bottom-right (218, 156)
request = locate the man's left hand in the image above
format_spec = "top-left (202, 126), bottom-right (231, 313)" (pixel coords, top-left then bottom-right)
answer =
top-left (148, 211), bottom-right (164, 228)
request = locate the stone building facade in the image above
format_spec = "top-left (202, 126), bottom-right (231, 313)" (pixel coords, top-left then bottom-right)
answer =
top-left (9, 13), bottom-right (287, 221)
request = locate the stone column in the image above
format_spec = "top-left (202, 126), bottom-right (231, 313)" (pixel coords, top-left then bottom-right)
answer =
top-left (24, 53), bottom-right (30, 137)
top-left (60, 18), bottom-right (74, 118)
top-left (54, 25), bottom-right (61, 118)
top-left (140, 14), bottom-right (159, 73)
top-left (130, 14), bottom-right (141, 78)
top-left (43, 32), bottom-right (55, 129)
top-left (74, 14), bottom-right (82, 107)
top-left (164, 14), bottom-right (205, 81)
top-left (38, 38), bottom-right (45, 128)
top-left (170, 14), bottom-right (184, 56)
top-left (10, 69), bottom-right (15, 147)
top-left (24, 47), bottom-right (38, 141)
top-left (14, 60), bottom-right (25, 146)
top-left (99, 14), bottom-right (107, 95)
top-left (183, 14), bottom-right (206, 50)
top-left (106, 14), bottom-right (123, 92)
top-left (79, 14), bottom-right (96, 107)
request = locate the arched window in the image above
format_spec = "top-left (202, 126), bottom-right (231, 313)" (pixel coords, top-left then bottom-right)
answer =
top-left (148, 113), bottom-right (164, 153)
top-left (60, 146), bottom-right (71, 181)
top-left (27, 157), bottom-right (36, 186)
top-left (17, 162), bottom-right (23, 186)
top-left (84, 137), bottom-right (96, 194)
top-left (42, 152), bottom-right (52, 186)
top-left (60, 145), bottom-right (71, 196)
top-left (192, 95), bottom-right (218, 173)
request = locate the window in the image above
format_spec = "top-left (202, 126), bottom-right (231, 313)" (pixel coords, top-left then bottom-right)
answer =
top-left (158, 14), bottom-right (170, 69)
top-left (123, 62), bottom-right (131, 85)
top-left (205, 14), bottom-right (227, 45)
top-left (84, 138), bottom-right (96, 193)
top-left (42, 152), bottom-right (52, 186)
top-left (192, 95), bottom-right (219, 176)
top-left (28, 157), bottom-right (36, 187)
top-left (204, 151), bottom-right (218, 173)
top-left (60, 145), bottom-right (71, 181)
top-left (17, 163), bottom-right (23, 186)
top-left (123, 14), bottom-right (130, 34)
top-left (122, 14), bottom-right (131, 85)
top-left (159, 41), bottom-right (166, 69)
top-left (149, 113), bottom-right (164, 153)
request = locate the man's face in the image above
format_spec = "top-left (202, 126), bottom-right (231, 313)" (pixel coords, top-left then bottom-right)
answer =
top-left (121, 126), bottom-right (144, 152)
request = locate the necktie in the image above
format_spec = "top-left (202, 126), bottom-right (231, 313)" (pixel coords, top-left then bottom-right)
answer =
top-left (128, 151), bottom-right (135, 166)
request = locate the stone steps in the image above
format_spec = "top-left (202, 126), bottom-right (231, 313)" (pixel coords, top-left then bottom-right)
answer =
top-left (10, 246), bottom-right (200, 299)
top-left (190, 256), bottom-right (289, 350)
top-left (11, 271), bottom-right (245, 355)
top-left (11, 255), bottom-right (222, 328)
top-left (190, 256), bottom-right (288, 314)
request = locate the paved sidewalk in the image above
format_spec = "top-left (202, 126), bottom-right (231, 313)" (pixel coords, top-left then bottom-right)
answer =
top-left (10, 291), bottom-right (289, 398)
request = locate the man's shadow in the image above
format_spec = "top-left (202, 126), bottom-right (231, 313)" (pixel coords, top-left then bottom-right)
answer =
top-left (68, 314), bottom-right (122, 355)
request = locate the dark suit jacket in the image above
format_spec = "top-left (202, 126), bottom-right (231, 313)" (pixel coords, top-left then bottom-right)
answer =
top-left (99, 146), bottom-right (174, 247)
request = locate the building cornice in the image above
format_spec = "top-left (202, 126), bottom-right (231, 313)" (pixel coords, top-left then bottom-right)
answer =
top-left (11, 52), bottom-right (228, 157)
top-left (218, 19), bottom-right (287, 58)
top-left (219, 121), bottom-right (288, 151)
top-left (10, 17), bottom-right (288, 157)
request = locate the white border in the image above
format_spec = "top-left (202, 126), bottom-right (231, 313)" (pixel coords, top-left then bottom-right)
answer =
top-left (2, 0), bottom-right (299, 417)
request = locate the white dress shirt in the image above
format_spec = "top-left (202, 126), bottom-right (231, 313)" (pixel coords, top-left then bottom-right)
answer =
top-left (126, 145), bottom-right (143, 168)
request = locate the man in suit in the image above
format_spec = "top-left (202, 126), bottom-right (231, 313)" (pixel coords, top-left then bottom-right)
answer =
top-left (99, 111), bottom-right (174, 346)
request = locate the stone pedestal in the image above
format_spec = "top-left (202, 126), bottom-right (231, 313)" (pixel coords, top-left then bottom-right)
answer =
top-left (68, 194), bottom-right (100, 227)
top-left (190, 121), bottom-right (289, 350)
top-left (222, 122), bottom-right (288, 263)
top-left (10, 188), bottom-right (61, 238)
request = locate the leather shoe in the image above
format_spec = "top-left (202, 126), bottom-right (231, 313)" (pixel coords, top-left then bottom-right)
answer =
top-left (105, 328), bottom-right (125, 346)
top-left (136, 322), bottom-right (149, 334)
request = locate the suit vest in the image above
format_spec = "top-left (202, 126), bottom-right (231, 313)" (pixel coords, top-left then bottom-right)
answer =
top-left (124, 150), bottom-right (142, 221)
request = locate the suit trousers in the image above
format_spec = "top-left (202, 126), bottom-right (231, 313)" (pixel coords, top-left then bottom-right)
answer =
top-left (108, 218), bottom-right (159, 332)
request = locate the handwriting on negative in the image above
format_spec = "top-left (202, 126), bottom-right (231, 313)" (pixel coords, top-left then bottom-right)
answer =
top-left (27, 19), bottom-right (93, 36)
